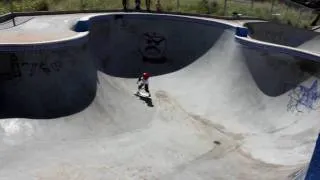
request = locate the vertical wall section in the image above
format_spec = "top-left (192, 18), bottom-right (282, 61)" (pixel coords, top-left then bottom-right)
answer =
top-left (305, 134), bottom-right (320, 180)
top-left (0, 42), bottom-right (97, 119)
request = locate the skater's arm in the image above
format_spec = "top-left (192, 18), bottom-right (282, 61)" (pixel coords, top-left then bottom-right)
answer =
top-left (137, 76), bottom-right (142, 84)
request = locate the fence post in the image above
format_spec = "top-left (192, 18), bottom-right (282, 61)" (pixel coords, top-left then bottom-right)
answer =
top-left (8, 0), bottom-right (16, 26)
top-left (80, 0), bottom-right (84, 10)
top-left (177, 0), bottom-right (180, 12)
top-left (224, 0), bottom-right (227, 16)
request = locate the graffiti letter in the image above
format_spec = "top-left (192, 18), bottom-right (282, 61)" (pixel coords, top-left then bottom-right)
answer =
top-left (51, 61), bottom-right (62, 72)
top-left (10, 54), bottom-right (21, 79)
top-left (29, 63), bottom-right (38, 76)
top-left (39, 62), bottom-right (51, 75)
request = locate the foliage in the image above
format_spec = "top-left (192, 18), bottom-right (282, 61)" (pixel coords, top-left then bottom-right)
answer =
top-left (0, 0), bottom-right (316, 28)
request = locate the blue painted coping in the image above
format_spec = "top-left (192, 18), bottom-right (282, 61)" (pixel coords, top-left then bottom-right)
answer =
top-left (74, 19), bottom-right (90, 32)
top-left (235, 27), bottom-right (248, 37)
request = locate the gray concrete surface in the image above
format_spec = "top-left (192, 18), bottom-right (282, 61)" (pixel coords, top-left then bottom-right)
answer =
top-left (0, 14), bottom-right (86, 43)
top-left (0, 16), bottom-right (34, 30)
top-left (0, 13), bottom-right (320, 180)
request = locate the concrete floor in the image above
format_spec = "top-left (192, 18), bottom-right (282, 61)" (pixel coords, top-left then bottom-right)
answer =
top-left (0, 13), bottom-right (319, 179)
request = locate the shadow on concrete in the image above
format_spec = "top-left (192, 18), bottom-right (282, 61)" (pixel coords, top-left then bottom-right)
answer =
top-left (0, 45), bottom-right (97, 119)
top-left (0, 14), bottom-right (229, 119)
top-left (245, 22), bottom-right (319, 48)
top-left (0, 17), bottom-right (34, 30)
top-left (241, 46), bottom-right (320, 96)
top-left (1, 14), bottom-right (318, 118)
top-left (241, 21), bottom-right (320, 96)
top-left (0, 86), bottom-right (96, 119)
top-left (88, 14), bottom-right (226, 79)
top-left (134, 94), bottom-right (154, 107)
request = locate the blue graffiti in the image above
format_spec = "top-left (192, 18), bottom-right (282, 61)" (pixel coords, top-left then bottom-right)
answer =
top-left (287, 80), bottom-right (320, 112)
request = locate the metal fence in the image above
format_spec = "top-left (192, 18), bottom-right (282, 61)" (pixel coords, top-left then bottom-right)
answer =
top-left (0, 0), bottom-right (318, 27)
top-left (220, 0), bottom-right (317, 26)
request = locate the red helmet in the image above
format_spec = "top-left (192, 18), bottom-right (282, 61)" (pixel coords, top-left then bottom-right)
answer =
top-left (142, 72), bottom-right (150, 79)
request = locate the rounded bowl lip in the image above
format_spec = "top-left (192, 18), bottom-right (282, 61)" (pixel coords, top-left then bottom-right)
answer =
top-left (0, 12), bottom-right (239, 51)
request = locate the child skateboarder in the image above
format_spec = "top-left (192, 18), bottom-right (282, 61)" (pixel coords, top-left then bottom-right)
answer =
top-left (136, 72), bottom-right (151, 97)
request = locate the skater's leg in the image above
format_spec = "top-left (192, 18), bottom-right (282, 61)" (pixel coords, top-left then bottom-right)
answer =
top-left (144, 84), bottom-right (149, 93)
top-left (138, 84), bottom-right (144, 90)
top-left (144, 84), bottom-right (150, 97)
top-left (122, 0), bottom-right (127, 10)
top-left (137, 83), bottom-right (143, 94)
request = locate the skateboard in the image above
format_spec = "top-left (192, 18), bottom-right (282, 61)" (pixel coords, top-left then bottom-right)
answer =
top-left (134, 90), bottom-right (153, 107)
top-left (135, 90), bottom-right (151, 98)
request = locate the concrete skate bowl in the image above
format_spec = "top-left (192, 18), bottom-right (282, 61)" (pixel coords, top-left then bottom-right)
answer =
top-left (81, 14), bottom-right (314, 97)
top-left (0, 42), bottom-right (98, 119)
top-left (244, 22), bottom-right (320, 60)
top-left (0, 13), bottom-right (319, 180)
top-left (0, 13), bottom-right (315, 119)
top-left (238, 22), bottom-right (320, 95)
top-left (86, 14), bottom-right (233, 78)
top-left (239, 41), bottom-right (320, 96)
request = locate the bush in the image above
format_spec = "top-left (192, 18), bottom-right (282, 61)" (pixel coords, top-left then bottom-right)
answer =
top-left (197, 0), bottom-right (209, 14)
top-left (208, 1), bottom-right (218, 13)
top-left (0, 0), bottom-right (315, 29)
top-left (196, 0), bottom-right (218, 14)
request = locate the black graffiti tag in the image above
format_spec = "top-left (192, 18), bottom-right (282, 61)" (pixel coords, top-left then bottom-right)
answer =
top-left (140, 32), bottom-right (167, 63)
top-left (10, 53), bottom-right (21, 78)
top-left (1, 53), bottom-right (65, 80)
top-left (39, 62), bottom-right (51, 75)
top-left (21, 62), bottom-right (38, 77)
top-left (51, 61), bottom-right (62, 72)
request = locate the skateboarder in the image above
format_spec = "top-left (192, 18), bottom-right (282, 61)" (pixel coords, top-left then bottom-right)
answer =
top-left (135, 0), bottom-right (141, 10)
top-left (136, 72), bottom-right (150, 96)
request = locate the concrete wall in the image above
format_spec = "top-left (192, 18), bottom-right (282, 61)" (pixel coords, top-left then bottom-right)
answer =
top-left (245, 22), bottom-right (319, 47)
top-left (0, 13), bottom-right (237, 118)
top-left (0, 41), bottom-right (97, 119)
top-left (87, 14), bottom-right (235, 78)
top-left (235, 36), bottom-right (320, 63)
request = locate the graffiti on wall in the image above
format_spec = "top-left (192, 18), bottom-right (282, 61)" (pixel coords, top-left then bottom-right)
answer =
top-left (287, 80), bottom-right (320, 112)
top-left (139, 32), bottom-right (167, 63)
top-left (0, 53), bottom-right (64, 80)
